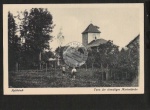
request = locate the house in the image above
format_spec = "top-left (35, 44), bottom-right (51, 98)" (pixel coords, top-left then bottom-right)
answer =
top-left (82, 23), bottom-right (111, 80)
top-left (82, 23), bottom-right (108, 48)
top-left (125, 34), bottom-right (140, 64)
top-left (126, 34), bottom-right (139, 49)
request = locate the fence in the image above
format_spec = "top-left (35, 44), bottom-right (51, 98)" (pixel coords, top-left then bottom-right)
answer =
top-left (10, 62), bottom-right (135, 81)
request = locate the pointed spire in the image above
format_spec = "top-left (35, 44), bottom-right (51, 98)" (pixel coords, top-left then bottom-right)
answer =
top-left (57, 26), bottom-right (64, 47)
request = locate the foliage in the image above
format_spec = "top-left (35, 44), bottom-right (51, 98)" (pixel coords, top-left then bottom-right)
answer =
top-left (86, 40), bottom-right (119, 68)
top-left (18, 8), bottom-right (55, 68)
top-left (117, 41), bottom-right (139, 80)
top-left (9, 69), bottom-right (136, 87)
top-left (55, 46), bottom-right (68, 59)
top-left (86, 39), bottom-right (139, 81)
top-left (20, 8), bottom-right (54, 53)
top-left (8, 8), bottom-right (55, 70)
top-left (41, 51), bottom-right (55, 64)
top-left (8, 12), bottom-right (21, 70)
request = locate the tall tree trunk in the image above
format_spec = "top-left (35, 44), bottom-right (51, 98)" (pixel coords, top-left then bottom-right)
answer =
top-left (46, 63), bottom-right (47, 73)
top-left (55, 61), bottom-right (56, 73)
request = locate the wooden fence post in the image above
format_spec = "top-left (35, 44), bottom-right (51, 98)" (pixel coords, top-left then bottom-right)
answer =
top-left (39, 52), bottom-right (41, 70)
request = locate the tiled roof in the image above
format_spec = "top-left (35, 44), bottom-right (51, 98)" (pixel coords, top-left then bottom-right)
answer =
top-left (87, 39), bottom-right (107, 47)
top-left (126, 34), bottom-right (140, 47)
top-left (82, 23), bottom-right (101, 34)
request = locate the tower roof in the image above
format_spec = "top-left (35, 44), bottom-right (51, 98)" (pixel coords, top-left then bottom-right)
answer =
top-left (82, 23), bottom-right (101, 34)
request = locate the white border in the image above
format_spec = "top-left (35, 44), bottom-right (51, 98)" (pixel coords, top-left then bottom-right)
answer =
top-left (3, 4), bottom-right (144, 95)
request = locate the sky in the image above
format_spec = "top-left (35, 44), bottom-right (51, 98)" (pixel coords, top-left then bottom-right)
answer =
top-left (9, 4), bottom-right (142, 51)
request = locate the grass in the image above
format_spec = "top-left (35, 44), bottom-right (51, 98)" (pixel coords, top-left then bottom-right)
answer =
top-left (9, 68), bottom-right (138, 88)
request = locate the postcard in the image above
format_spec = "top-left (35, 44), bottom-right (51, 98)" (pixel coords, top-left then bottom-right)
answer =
top-left (3, 4), bottom-right (144, 94)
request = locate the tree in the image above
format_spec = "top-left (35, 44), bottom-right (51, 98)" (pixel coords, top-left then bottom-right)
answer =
top-left (42, 51), bottom-right (55, 63)
top-left (86, 40), bottom-right (119, 69)
top-left (119, 41), bottom-right (139, 80)
top-left (86, 48), bottom-right (95, 69)
top-left (20, 8), bottom-right (55, 69)
top-left (55, 46), bottom-right (67, 59)
top-left (55, 46), bottom-right (68, 65)
top-left (8, 12), bottom-right (21, 71)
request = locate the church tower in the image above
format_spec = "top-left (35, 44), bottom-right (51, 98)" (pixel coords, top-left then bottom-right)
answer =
top-left (82, 23), bottom-right (101, 46)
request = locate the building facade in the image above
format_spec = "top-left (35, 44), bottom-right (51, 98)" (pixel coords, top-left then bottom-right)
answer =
top-left (82, 23), bottom-right (101, 46)
top-left (126, 34), bottom-right (139, 49)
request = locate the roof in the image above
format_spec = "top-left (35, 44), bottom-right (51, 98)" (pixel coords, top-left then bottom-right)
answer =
top-left (82, 23), bottom-right (101, 34)
top-left (87, 39), bottom-right (107, 47)
top-left (126, 34), bottom-right (140, 47)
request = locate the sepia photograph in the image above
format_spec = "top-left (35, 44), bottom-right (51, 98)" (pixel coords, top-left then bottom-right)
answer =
top-left (3, 4), bottom-right (144, 94)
